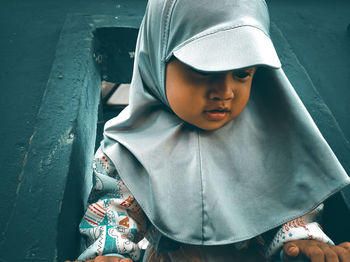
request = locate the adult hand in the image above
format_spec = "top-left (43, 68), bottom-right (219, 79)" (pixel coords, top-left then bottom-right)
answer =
top-left (65, 256), bottom-right (133, 262)
top-left (283, 240), bottom-right (350, 262)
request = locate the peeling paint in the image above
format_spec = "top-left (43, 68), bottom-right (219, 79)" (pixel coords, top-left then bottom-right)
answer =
top-left (41, 128), bottom-right (75, 171)
top-left (17, 129), bottom-right (37, 189)
top-left (1, 127), bottom-right (38, 251)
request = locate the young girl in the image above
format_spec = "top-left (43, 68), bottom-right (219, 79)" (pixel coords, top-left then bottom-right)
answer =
top-left (67, 0), bottom-right (350, 261)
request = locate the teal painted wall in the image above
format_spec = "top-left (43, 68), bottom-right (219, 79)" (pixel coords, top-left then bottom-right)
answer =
top-left (269, 0), bottom-right (350, 152)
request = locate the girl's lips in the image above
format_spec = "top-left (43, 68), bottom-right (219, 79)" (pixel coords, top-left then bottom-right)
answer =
top-left (203, 110), bottom-right (229, 120)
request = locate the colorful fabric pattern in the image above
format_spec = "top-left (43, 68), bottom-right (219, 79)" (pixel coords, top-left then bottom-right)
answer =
top-left (266, 204), bottom-right (334, 257)
top-left (78, 148), bottom-right (147, 261)
top-left (78, 149), bottom-right (333, 261)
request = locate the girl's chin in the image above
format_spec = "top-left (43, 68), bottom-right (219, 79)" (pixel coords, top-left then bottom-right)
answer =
top-left (195, 120), bottom-right (227, 131)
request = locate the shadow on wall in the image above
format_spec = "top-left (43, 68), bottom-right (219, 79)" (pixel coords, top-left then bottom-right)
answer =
top-left (93, 27), bottom-right (138, 151)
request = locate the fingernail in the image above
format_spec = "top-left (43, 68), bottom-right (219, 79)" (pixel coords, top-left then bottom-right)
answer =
top-left (287, 247), bottom-right (298, 256)
top-left (288, 246), bottom-right (297, 254)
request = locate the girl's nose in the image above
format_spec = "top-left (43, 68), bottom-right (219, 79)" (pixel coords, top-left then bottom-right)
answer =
top-left (208, 72), bottom-right (234, 101)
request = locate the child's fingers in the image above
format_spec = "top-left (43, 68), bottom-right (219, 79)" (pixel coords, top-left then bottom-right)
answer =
top-left (338, 242), bottom-right (350, 251)
top-left (283, 240), bottom-right (350, 262)
top-left (283, 242), bottom-right (300, 259)
top-left (302, 245), bottom-right (326, 262)
top-left (330, 245), bottom-right (350, 262)
top-left (319, 246), bottom-right (340, 262)
top-left (332, 242), bottom-right (350, 262)
top-left (283, 240), bottom-right (326, 262)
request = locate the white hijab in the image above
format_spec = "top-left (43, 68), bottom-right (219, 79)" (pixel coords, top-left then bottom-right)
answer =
top-left (102, 0), bottom-right (350, 245)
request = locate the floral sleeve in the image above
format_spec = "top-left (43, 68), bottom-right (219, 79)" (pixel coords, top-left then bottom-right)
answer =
top-left (266, 204), bottom-right (333, 258)
top-left (77, 148), bottom-right (148, 261)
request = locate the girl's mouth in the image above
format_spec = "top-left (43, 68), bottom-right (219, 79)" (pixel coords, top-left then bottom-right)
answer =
top-left (203, 109), bottom-right (230, 120)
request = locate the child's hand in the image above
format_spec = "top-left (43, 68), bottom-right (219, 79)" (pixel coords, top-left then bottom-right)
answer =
top-left (283, 240), bottom-right (350, 261)
top-left (65, 256), bottom-right (133, 262)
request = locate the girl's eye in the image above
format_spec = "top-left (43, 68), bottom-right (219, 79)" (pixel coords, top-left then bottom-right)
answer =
top-left (233, 71), bottom-right (251, 79)
top-left (234, 71), bottom-right (251, 79)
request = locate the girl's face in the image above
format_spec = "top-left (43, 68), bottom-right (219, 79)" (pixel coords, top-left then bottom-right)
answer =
top-left (165, 58), bottom-right (256, 131)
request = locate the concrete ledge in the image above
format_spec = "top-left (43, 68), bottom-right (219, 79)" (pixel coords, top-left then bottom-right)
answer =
top-left (0, 14), bottom-right (142, 262)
